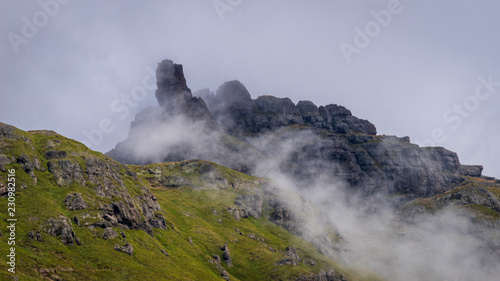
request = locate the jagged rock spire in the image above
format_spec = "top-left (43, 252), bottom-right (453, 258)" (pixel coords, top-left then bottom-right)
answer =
top-left (155, 59), bottom-right (213, 121)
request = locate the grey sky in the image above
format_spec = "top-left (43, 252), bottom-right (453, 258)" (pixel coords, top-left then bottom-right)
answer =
top-left (1, 0), bottom-right (499, 177)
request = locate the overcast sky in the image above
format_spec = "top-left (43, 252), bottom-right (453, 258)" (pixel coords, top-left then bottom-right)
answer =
top-left (1, 0), bottom-right (499, 178)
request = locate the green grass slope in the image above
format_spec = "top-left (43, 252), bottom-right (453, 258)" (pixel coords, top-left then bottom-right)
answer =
top-left (0, 123), bottom-right (381, 281)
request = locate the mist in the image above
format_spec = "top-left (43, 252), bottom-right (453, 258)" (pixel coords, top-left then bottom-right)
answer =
top-left (109, 71), bottom-right (499, 280)
top-left (251, 138), bottom-right (500, 281)
top-left (1, 1), bottom-right (499, 177)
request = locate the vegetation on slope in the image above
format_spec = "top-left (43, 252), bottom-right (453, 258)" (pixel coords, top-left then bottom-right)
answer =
top-left (0, 123), bottom-right (381, 281)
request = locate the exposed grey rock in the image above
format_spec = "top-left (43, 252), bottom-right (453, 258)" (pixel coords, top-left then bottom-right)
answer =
top-left (221, 241), bottom-right (233, 267)
top-left (44, 215), bottom-right (75, 246)
top-left (211, 254), bottom-right (230, 280)
top-left (115, 243), bottom-right (134, 255)
top-left (85, 156), bottom-right (124, 191)
top-left (216, 80), bottom-right (252, 104)
top-left (17, 154), bottom-right (36, 181)
top-left (323, 104), bottom-right (376, 135)
top-left (46, 139), bottom-right (61, 148)
top-left (110, 201), bottom-right (141, 230)
top-left (297, 100), bottom-right (328, 129)
top-left (296, 100), bottom-right (319, 115)
top-left (277, 246), bottom-right (301, 265)
top-left (0, 183), bottom-right (6, 196)
top-left (212, 254), bottom-right (221, 265)
top-left (270, 205), bottom-right (304, 236)
top-left (106, 59), bottom-right (487, 203)
top-left (102, 227), bottom-right (118, 240)
top-left (64, 193), bottom-right (88, 211)
top-left (33, 157), bottom-right (42, 171)
top-left (44, 150), bottom-right (67, 159)
top-left (0, 122), bottom-right (20, 140)
top-left (227, 207), bottom-right (241, 221)
top-left (122, 243), bottom-right (134, 255)
top-left (83, 155), bottom-right (167, 235)
top-left (219, 268), bottom-right (230, 281)
top-left (47, 159), bottom-right (84, 187)
top-left (161, 249), bottom-right (169, 257)
top-left (295, 270), bottom-right (341, 281)
top-left (0, 154), bottom-right (11, 165)
top-left (155, 59), bottom-right (214, 122)
top-left (73, 216), bottom-right (80, 226)
top-left (139, 193), bottom-right (167, 229)
top-left (234, 193), bottom-right (263, 218)
top-left (27, 230), bottom-right (43, 242)
top-left (437, 185), bottom-right (500, 212)
top-left (459, 165), bottom-right (483, 177)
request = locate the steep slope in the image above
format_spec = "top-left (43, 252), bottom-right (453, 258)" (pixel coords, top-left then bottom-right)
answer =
top-left (0, 122), bottom-right (381, 281)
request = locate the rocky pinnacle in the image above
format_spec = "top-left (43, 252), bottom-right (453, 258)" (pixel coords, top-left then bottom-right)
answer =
top-left (154, 60), bottom-right (214, 121)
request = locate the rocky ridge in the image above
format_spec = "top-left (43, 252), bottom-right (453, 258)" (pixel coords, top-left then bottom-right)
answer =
top-left (108, 60), bottom-right (486, 202)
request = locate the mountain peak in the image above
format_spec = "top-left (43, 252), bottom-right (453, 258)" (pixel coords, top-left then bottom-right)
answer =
top-left (154, 60), bottom-right (213, 121)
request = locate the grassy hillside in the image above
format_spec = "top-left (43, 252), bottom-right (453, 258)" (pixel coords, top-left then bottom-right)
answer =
top-left (0, 123), bottom-right (381, 281)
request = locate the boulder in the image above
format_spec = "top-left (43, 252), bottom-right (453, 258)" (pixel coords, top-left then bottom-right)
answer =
top-left (44, 215), bottom-right (75, 246)
top-left (27, 230), bottom-right (43, 242)
top-left (64, 193), bottom-right (88, 211)
top-left (0, 154), bottom-right (11, 165)
top-left (44, 150), bottom-right (68, 159)
top-left (115, 243), bottom-right (134, 255)
top-left (102, 227), bottom-right (118, 240)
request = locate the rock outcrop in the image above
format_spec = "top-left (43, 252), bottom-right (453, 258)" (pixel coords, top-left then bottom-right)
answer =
top-left (221, 241), bottom-right (233, 267)
top-left (276, 246), bottom-right (301, 265)
top-left (44, 215), bottom-right (76, 246)
top-left (115, 243), bottom-right (134, 255)
top-left (155, 59), bottom-right (214, 122)
top-left (64, 193), bottom-right (88, 211)
top-left (296, 270), bottom-right (346, 281)
top-left (108, 59), bottom-right (485, 203)
top-left (199, 82), bottom-right (376, 136)
top-left (102, 227), bottom-right (118, 240)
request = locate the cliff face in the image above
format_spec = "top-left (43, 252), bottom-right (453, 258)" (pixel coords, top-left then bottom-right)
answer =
top-left (155, 59), bottom-right (214, 121)
top-left (107, 60), bottom-right (484, 201)
top-left (197, 80), bottom-right (376, 136)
